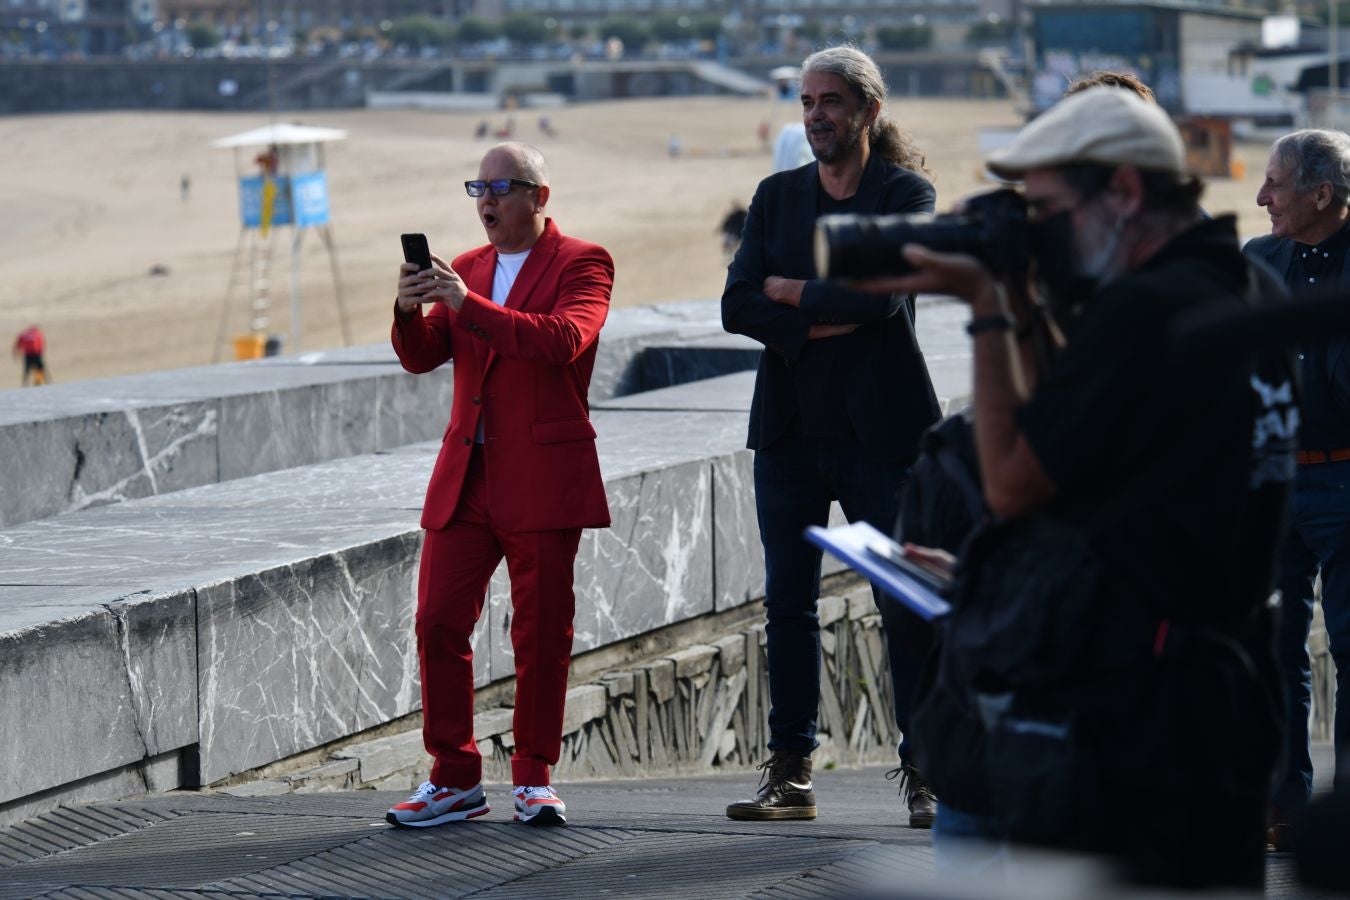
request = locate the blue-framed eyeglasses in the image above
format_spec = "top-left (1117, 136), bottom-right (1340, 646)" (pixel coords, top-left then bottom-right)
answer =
top-left (464, 178), bottom-right (539, 198)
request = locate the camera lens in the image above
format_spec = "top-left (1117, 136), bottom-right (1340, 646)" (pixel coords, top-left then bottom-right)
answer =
top-left (815, 214), bottom-right (923, 280)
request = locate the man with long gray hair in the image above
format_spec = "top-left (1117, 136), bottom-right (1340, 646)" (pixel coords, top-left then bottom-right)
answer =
top-left (1246, 128), bottom-right (1350, 849)
top-left (721, 45), bottom-right (942, 825)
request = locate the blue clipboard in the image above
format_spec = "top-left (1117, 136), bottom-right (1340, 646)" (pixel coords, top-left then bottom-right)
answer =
top-left (805, 521), bottom-right (953, 622)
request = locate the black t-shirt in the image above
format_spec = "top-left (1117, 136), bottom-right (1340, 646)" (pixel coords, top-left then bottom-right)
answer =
top-left (788, 184), bottom-right (863, 442)
top-left (1017, 216), bottom-right (1292, 627)
top-left (1017, 215), bottom-right (1293, 796)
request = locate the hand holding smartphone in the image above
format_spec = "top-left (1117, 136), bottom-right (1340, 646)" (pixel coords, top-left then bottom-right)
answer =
top-left (401, 233), bottom-right (432, 272)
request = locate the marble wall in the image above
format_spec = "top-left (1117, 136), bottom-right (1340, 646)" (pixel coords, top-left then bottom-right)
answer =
top-left (0, 300), bottom-right (761, 531)
top-left (0, 296), bottom-right (968, 824)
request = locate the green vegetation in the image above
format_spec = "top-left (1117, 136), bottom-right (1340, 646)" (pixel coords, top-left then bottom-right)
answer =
top-left (185, 22), bottom-right (222, 52)
top-left (966, 19), bottom-right (1012, 46)
top-left (875, 23), bottom-right (933, 51)
top-left (455, 16), bottom-right (500, 45)
top-left (502, 13), bottom-right (549, 47)
top-left (386, 15), bottom-right (451, 50)
top-left (599, 17), bottom-right (650, 51)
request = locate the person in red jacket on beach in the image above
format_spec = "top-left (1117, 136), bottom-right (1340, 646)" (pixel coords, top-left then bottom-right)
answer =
top-left (12, 325), bottom-right (48, 386)
top-left (386, 142), bottom-right (614, 829)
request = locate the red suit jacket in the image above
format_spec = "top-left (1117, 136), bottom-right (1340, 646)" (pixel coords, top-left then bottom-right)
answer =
top-left (392, 219), bottom-right (613, 533)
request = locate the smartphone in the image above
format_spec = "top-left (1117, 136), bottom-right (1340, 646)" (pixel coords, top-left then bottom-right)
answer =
top-left (865, 538), bottom-right (953, 594)
top-left (400, 233), bottom-right (432, 272)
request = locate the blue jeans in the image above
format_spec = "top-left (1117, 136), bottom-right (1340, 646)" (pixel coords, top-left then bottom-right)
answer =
top-left (1274, 460), bottom-right (1350, 808)
top-left (753, 433), bottom-right (928, 761)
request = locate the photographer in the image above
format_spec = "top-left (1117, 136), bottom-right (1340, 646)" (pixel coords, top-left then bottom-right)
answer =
top-left (850, 87), bottom-right (1292, 888)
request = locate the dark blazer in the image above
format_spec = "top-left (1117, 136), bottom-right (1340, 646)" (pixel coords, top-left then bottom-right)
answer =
top-left (721, 154), bottom-right (941, 462)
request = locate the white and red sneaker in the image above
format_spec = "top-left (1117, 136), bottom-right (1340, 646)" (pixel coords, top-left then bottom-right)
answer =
top-left (513, 785), bottom-right (566, 826)
top-left (386, 781), bottom-right (489, 828)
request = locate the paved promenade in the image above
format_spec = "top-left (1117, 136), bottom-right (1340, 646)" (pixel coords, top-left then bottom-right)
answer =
top-left (0, 763), bottom-right (1332, 900)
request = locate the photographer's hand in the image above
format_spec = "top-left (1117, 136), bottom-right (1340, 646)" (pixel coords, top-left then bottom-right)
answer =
top-left (762, 276), bottom-right (805, 307)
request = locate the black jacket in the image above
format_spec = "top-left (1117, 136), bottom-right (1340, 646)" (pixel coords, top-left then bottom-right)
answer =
top-left (1243, 231), bottom-right (1350, 451)
top-left (721, 154), bottom-right (941, 461)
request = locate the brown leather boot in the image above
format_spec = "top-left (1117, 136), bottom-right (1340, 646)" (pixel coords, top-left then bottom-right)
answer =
top-left (726, 751), bottom-right (817, 820)
top-left (887, 763), bottom-right (937, 828)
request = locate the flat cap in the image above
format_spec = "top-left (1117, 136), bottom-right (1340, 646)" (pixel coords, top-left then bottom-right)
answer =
top-left (986, 86), bottom-right (1185, 180)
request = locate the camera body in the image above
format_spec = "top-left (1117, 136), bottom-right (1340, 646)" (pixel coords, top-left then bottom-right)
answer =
top-left (813, 189), bottom-right (1030, 281)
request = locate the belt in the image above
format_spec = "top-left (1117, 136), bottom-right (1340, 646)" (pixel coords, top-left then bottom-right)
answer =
top-left (1296, 448), bottom-right (1350, 465)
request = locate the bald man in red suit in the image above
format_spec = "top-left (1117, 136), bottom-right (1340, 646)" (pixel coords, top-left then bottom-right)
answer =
top-left (386, 143), bottom-right (613, 829)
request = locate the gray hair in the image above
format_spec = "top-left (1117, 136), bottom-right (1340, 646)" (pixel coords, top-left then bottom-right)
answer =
top-left (488, 142), bottom-right (548, 185)
top-left (1272, 129), bottom-right (1350, 207)
top-left (800, 46), bottom-right (932, 179)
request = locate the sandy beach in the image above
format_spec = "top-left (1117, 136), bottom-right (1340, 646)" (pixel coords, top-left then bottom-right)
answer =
top-left (0, 95), bottom-right (1280, 386)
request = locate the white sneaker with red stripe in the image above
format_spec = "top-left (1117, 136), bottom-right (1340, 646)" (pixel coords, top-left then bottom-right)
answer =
top-left (513, 785), bottom-right (567, 826)
top-left (386, 781), bottom-right (489, 828)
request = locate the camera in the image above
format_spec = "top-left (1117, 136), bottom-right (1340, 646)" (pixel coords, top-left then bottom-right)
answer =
top-left (813, 189), bottom-right (1029, 281)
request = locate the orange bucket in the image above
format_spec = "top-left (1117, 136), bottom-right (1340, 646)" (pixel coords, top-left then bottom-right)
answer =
top-left (233, 333), bottom-right (266, 360)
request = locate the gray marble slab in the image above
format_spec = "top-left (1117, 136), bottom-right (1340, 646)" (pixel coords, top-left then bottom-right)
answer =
top-left (0, 586), bottom-right (197, 805)
top-left (593, 410), bottom-right (747, 480)
top-left (914, 297), bottom-right (972, 412)
top-left (573, 458), bottom-right (714, 649)
top-left (594, 370), bottom-right (755, 413)
top-left (712, 449), bottom-right (763, 612)
top-left (589, 299), bottom-right (726, 401)
top-left (634, 335), bottom-right (761, 395)
top-left (195, 534), bottom-right (421, 784)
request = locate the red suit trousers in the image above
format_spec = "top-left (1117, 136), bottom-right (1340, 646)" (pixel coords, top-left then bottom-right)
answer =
top-left (416, 449), bottom-right (581, 788)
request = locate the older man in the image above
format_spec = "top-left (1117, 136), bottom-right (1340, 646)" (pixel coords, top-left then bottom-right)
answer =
top-left (1246, 129), bottom-right (1350, 845)
top-left (386, 142), bottom-right (613, 828)
top-left (721, 46), bottom-right (941, 826)
top-left (883, 87), bottom-right (1292, 888)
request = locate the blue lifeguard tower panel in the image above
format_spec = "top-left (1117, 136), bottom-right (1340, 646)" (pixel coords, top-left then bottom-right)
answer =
top-left (211, 123), bottom-right (351, 360)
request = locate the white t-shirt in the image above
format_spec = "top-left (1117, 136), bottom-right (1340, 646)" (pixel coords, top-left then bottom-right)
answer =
top-left (492, 249), bottom-right (531, 307)
top-left (476, 248), bottom-right (531, 443)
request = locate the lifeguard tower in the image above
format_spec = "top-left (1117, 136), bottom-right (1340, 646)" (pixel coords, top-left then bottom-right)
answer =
top-left (211, 123), bottom-right (353, 361)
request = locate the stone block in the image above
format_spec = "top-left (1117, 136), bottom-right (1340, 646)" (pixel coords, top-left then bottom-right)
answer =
top-left (600, 671), bottom-right (634, 697)
top-left (0, 586), bottom-right (197, 806)
top-left (643, 659), bottom-right (676, 704)
top-left (285, 758), bottom-right (359, 791)
top-left (111, 589), bottom-right (200, 758)
top-left (195, 535), bottom-right (421, 785)
top-left (572, 460), bottom-right (714, 652)
top-left (218, 780), bottom-right (291, 797)
top-left (0, 609), bottom-right (147, 804)
top-left (0, 402), bottom-right (220, 528)
top-left (847, 588), bottom-right (874, 620)
top-left (713, 634), bottom-right (746, 673)
top-left (634, 341), bottom-right (761, 395)
top-left (218, 381), bottom-right (379, 482)
top-left (561, 684), bottom-right (608, 734)
top-left (474, 707), bottom-right (515, 740)
top-left (593, 370), bottom-right (755, 412)
top-left (712, 449), bottom-right (763, 612)
top-left (818, 595), bottom-right (847, 628)
top-left (667, 644), bottom-right (717, 680)
top-left (823, 502), bottom-right (848, 576)
top-left (373, 368), bottom-right (455, 450)
top-left (333, 729), bottom-right (426, 785)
